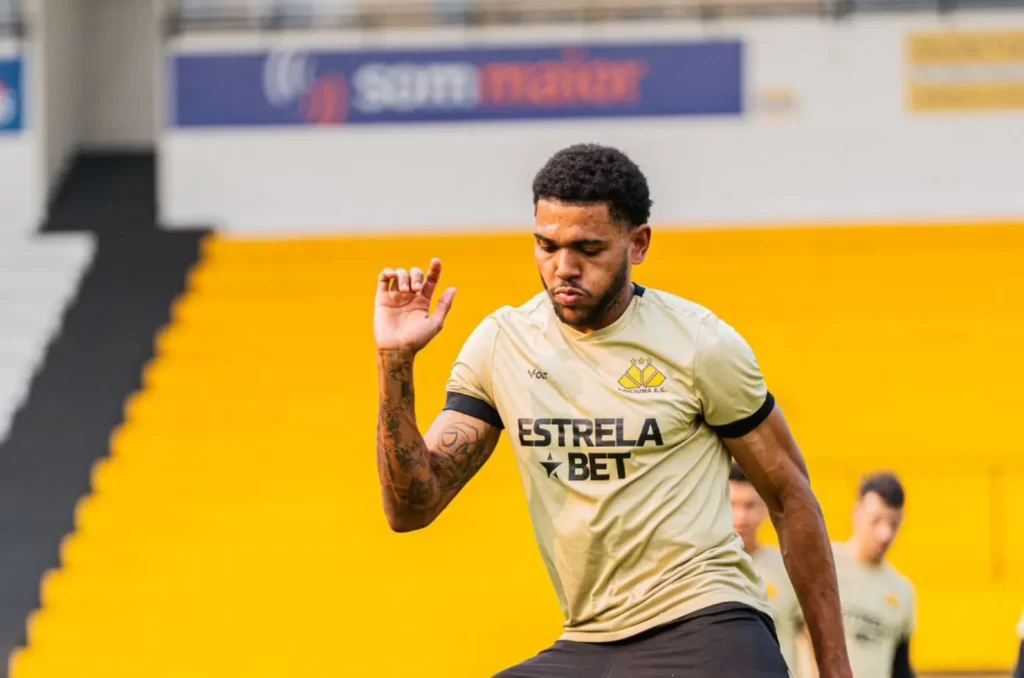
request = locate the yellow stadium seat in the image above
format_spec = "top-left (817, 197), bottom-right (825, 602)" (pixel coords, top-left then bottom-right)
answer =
top-left (11, 223), bottom-right (1024, 676)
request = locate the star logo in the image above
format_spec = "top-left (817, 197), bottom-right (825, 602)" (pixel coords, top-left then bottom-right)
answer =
top-left (540, 453), bottom-right (562, 479)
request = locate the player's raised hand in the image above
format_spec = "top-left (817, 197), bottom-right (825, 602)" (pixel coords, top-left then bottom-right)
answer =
top-left (374, 258), bottom-right (457, 353)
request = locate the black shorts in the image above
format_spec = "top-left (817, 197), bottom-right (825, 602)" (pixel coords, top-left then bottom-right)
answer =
top-left (494, 603), bottom-right (791, 678)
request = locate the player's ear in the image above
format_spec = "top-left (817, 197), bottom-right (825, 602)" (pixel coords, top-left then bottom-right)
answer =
top-left (630, 225), bottom-right (651, 265)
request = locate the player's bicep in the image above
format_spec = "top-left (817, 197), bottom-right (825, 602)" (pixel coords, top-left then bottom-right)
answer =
top-left (424, 409), bottom-right (501, 497)
top-left (694, 314), bottom-right (773, 435)
top-left (721, 406), bottom-right (811, 515)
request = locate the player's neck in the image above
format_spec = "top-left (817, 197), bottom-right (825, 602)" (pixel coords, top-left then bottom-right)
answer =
top-left (582, 282), bottom-right (635, 333)
top-left (744, 541), bottom-right (761, 557)
top-left (847, 537), bottom-right (884, 568)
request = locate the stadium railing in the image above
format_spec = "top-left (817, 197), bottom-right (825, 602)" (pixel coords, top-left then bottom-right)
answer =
top-left (164, 0), bottom-right (1024, 33)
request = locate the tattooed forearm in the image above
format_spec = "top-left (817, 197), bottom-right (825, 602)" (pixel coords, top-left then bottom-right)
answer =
top-left (395, 443), bottom-right (427, 473)
top-left (396, 477), bottom-right (435, 508)
top-left (429, 422), bottom-right (490, 491)
top-left (376, 349), bottom-right (499, 530)
top-left (387, 359), bottom-right (414, 404)
top-left (377, 350), bottom-right (433, 506)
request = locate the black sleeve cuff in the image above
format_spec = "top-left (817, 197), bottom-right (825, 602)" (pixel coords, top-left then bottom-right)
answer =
top-left (444, 392), bottom-right (504, 430)
top-left (891, 638), bottom-right (914, 678)
top-left (1013, 639), bottom-right (1024, 678)
top-left (712, 392), bottom-right (776, 438)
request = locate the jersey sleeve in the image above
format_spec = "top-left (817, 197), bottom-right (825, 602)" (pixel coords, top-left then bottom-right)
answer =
top-left (789, 585), bottom-right (805, 628)
top-left (443, 316), bottom-right (504, 430)
top-left (693, 314), bottom-right (774, 437)
top-left (903, 584), bottom-right (918, 638)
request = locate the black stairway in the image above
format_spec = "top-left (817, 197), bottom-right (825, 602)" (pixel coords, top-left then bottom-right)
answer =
top-left (0, 151), bottom-right (208, 676)
top-left (44, 152), bottom-right (159, 234)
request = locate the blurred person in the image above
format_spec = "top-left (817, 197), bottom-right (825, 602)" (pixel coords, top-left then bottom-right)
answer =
top-left (730, 462), bottom-right (805, 676)
top-left (1015, 607), bottom-right (1023, 678)
top-left (831, 473), bottom-right (916, 678)
top-left (373, 144), bottom-right (852, 678)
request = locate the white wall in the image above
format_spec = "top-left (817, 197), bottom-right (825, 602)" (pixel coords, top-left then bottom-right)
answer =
top-left (0, 233), bottom-right (95, 443)
top-left (0, 38), bottom-right (41, 237)
top-left (41, 0), bottom-right (83, 194)
top-left (160, 11), bottom-right (1024, 235)
top-left (81, 0), bottom-right (157, 149)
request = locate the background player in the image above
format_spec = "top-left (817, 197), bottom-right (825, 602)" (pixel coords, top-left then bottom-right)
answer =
top-left (373, 144), bottom-right (853, 677)
top-left (1014, 607), bottom-right (1023, 678)
top-left (730, 462), bottom-right (805, 675)
top-left (832, 472), bottom-right (916, 678)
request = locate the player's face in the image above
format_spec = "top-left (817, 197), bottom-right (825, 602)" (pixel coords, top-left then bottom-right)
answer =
top-left (730, 480), bottom-right (768, 551)
top-left (534, 199), bottom-right (650, 331)
top-left (853, 492), bottom-right (904, 563)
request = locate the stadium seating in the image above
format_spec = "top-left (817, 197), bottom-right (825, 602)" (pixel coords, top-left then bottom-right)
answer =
top-left (0, 235), bottom-right (94, 444)
top-left (9, 223), bottom-right (1024, 676)
top-left (169, 0), bottom-right (816, 29)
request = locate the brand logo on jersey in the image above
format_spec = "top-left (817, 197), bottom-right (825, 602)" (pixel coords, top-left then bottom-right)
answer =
top-left (540, 453), bottom-right (562, 478)
top-left (527, 368), bottom-right (548, 380)
top-left (844, 609), bottom-right (889, 645)
top-left (884, 593), bottom-right (900, 609)
top-left (617, 358), bottom-right (667, 393)
top-left (517, 417), bottom-right (663, 448)
top-left (539, 452), bottom-right (632, 481)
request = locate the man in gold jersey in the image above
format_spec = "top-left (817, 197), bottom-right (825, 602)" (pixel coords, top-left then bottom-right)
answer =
top-left (832, 473), bottom-right (916, 678)
top-left (373, 144), bottom-right (852, 677)
top-left (730, 462), bottom-right (805, 675)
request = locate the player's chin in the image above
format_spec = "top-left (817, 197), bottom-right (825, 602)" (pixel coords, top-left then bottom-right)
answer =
top-left (553, 303), bottom-right (594, 326)
top-left (871, 544), bottom-right (892, 561)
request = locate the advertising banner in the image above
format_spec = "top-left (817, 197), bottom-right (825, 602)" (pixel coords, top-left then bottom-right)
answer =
top-left (0, 57), bottom-right (22, 133)
top-left (906, 30), bottom-right (1024, 112)
top-left (172, 40), bottom-right (744, 128)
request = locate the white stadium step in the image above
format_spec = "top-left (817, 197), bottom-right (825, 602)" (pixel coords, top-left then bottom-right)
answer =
top-left (0, 234), bottom-right (95, 444)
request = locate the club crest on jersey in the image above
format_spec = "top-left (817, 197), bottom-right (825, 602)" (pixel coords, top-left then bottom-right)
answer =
top-left (617, 358), bottom-right (667, 394)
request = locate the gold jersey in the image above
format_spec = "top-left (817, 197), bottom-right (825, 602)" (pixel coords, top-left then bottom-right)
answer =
top-left (751, 546), bottom-right (803, 674)
top-left (445, 284), bottom-right (775, 642)
top-left (832, 542), bottom-right (916, 678)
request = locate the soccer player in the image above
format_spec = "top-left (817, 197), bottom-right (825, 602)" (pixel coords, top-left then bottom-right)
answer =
top-left (833, 473), bottom-right (916, 678)
top-left (730, 462), bottom-right (805, 675)
top-left (373, 143), bottom-right (852, 677)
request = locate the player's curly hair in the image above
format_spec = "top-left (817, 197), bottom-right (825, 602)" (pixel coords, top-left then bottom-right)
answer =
top-left (532, 143), bottom-right (653, 229)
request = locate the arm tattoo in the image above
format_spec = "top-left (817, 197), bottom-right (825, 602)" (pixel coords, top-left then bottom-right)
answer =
top-left (377, 351), bottom-right (433, 510)
top-left (376, 350), bottom-right (496, 527)
top-left (429, 421), bottom-right (490, 492)
top-left (396, 477), bottom-right (435, 508)
top-left (387, 359), bottom-right (414, 405)
top-left (395, 444), bottom-right (427, 473)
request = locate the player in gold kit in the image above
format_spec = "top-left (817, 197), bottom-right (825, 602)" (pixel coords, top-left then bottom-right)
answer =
top-left (833, 473), bottom-right (916, 678)
top-left (373, 144), bottom-right (852, 677)
top-left (730, 462), bottom-right (805, 675)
